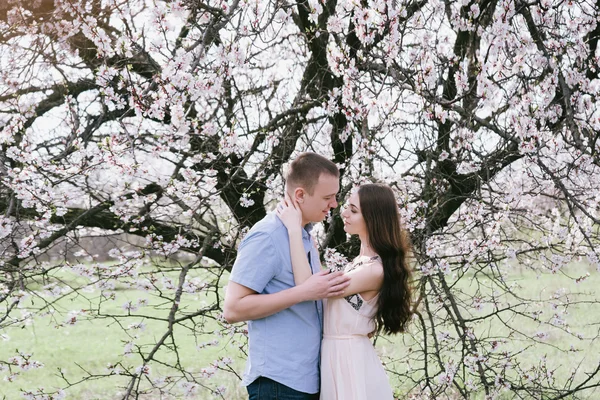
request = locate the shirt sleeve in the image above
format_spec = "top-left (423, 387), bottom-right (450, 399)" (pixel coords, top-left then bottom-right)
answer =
top-left (229, 231), bottom-right (281, 294)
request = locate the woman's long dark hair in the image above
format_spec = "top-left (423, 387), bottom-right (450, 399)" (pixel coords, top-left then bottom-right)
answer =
top-left (358, 183), bottom-right (413, 334)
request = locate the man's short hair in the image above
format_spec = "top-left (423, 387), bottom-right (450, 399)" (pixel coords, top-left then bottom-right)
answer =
top-left (286, 153), bottom-right (339, 195)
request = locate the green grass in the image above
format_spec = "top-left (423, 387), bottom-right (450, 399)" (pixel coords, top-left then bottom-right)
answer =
top-left (1, 300), bottom-right (245, 399)
top-left (381, 261), bottom-right (600, 399)
top-left (2, 262), bottom-right (600, 399)
top-left (0, 266), bottom-right (247, 399)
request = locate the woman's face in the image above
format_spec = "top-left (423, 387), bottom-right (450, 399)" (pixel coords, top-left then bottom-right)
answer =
top-left (341, 191), bottom-right (367, 236)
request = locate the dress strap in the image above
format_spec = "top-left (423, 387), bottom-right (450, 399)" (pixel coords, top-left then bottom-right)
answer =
top-left (346, 255), bottom-right (381, 273)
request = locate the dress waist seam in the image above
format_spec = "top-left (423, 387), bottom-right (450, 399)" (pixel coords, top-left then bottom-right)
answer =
top-left (323, 334), bottom-right (369, 340)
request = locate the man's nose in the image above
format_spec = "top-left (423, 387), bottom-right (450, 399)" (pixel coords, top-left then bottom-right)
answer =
top-left (330, 198), bottom-right (338, 209)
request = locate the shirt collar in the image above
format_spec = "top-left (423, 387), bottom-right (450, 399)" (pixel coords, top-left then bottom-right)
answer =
top-left (303, 223), bottom-right (314, 239)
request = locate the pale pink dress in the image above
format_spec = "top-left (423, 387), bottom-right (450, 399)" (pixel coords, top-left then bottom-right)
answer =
top-left (320, 256), bottom-right (394, 400)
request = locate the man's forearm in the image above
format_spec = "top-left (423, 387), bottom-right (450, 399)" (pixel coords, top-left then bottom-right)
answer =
top-left (223, 285), bottom-right (308, 323)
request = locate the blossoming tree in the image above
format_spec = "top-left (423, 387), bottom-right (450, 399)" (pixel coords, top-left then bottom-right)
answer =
top-left (1, 0), bottom-right (600, 398)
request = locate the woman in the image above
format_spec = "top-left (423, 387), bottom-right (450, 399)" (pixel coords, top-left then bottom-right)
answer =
top-left (277, 183), bottom-right (413, 400)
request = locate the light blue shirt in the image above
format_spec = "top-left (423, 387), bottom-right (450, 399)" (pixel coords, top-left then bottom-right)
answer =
top-left (229, 213), bottom-right (323, 394)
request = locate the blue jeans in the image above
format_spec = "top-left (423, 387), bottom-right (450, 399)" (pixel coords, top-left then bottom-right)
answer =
top-left (247, 377), bottom-right (319, 400)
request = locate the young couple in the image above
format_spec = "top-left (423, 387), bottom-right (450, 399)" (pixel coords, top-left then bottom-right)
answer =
top-left (223, 152), bottom-right (412, 400)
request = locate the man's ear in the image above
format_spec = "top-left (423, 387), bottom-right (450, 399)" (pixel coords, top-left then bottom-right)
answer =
top-left (294, 187), bottom-right (305, 203)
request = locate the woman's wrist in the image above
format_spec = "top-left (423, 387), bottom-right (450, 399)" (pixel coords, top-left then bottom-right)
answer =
top-left (287, 227), bottom-right (303, 237)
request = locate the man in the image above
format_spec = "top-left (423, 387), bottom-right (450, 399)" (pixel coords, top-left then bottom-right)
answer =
top-left (223, 152), bottom-right (350, 400)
